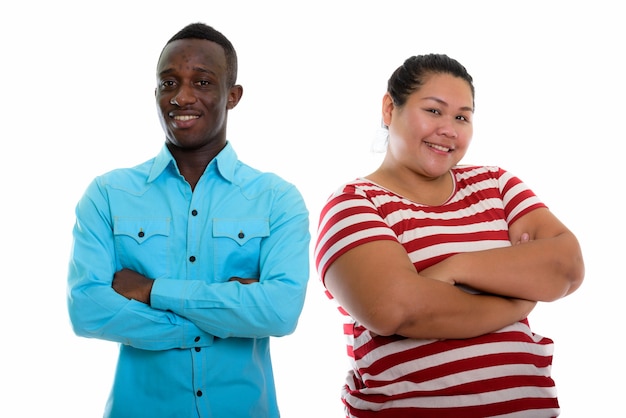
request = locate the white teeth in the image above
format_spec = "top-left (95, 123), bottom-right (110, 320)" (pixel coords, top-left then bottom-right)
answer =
top-left (174, 115), bottom-right (199, 121)
top-left (427, 142), bottom-right (451, 152)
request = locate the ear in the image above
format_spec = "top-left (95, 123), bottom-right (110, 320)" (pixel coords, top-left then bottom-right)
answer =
top-left (227, 85), bottom-right (244, 109)
top-left (381, 92), bottom-right (395, 127)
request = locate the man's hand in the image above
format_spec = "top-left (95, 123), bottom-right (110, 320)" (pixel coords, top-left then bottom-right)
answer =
top-left (228, 277), bottom-right (259, 285)
top-left (112, 268), bottom-right (154, 304)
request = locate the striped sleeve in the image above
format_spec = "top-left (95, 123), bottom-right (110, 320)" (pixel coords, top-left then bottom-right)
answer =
top-left (498, 168), bottom-right (547, 225)
top-left (315, 183), bottom-right (398, 282)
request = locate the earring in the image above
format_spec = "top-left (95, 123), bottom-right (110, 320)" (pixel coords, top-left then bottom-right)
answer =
top-left (372, 126), bottom-right (389, 153)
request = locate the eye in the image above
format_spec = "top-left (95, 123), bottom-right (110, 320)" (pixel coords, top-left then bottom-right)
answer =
top-left (159, 80), bottom-right (176, 89)
top-left (195, 79), bottom-right (213, 87)
top-left (456, 114), bottom-right (472, 123)
top-left (426, 108), bottom-right (441, 115)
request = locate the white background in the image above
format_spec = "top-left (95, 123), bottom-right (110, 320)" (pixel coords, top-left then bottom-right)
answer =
top-left (1, 1), bottom-right (623, 416)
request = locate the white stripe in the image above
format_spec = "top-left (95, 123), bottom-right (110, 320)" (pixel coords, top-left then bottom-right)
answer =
top-left (318, 210), bottom-right (387, 250)
top-left (354, 322), bottom-right (552, 378)
top-left (399, 219), bottom-right (509, 242)
top-left (316, 195), bottom-right (372, 235)
top-left (347, 385), bottom-right (558, 411)
top-left (359, 338), bottom-right (553, 381)
top-left (498, 168), bottom-right (515, 187)
top-left (454, 165), bottom-right (494, 182)
top-left (407, 240), bottom-right (510, 261)
top-left (507, 195), bottom-right (542, 223)
top-left (317, 225), bottom-right (395, 274)
top-left (451, 177), bottom-right (500, 204)
top-left (384, 197), bottom-right (506, 227)
top-left (490, 408), bottom-right (560, 418)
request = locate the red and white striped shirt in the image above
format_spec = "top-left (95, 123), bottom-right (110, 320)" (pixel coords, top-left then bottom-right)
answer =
top-left (314, 166), bottom-right (559, 417)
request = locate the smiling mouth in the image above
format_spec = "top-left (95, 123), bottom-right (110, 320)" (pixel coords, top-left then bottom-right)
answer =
top-left (172, 115), bottom-right (199, 121)
top-left (426, 142), bottom-right (453, 153)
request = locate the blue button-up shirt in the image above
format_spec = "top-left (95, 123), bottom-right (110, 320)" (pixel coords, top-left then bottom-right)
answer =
top-left (67, 143), bottom-right (310, 417)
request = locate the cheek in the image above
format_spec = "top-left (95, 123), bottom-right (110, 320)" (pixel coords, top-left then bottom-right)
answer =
top-left (155, 95), bottom-right (169, 111)
top-left (460, 127), bottom-right (473, 147)
top-left (156, 100), bottom-right (168, 120)
top-left (404, 113), bottom-right (433, 138)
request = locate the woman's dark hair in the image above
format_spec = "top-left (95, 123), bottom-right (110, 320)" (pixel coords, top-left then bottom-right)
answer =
top-left (387, 54), bottom-right (474, 109)
top-left (160, 22), bottom-right (238, 87)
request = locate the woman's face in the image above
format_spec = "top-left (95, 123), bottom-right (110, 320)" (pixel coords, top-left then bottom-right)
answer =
top-left (382, 73), bottom-right (474, 180)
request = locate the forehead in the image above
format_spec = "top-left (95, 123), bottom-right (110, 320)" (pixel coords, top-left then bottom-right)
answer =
top-left (157, 38), bottom-right (227, 76)
top-left (416, 73), bottom-right (474, 108)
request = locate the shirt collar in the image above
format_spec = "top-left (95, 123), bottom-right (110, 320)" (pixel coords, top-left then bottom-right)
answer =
top-left (148, 142), bottom-right (238, 184)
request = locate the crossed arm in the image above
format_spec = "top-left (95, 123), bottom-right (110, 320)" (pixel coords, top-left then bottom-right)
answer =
top-left (323, 208), bottom-right (584, 340)
top-left (112, 272), bottom-right (258, 304)
top-left (420, 207), bottom-right (584, 301)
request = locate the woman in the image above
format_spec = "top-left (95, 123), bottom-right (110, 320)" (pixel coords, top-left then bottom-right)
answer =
top-left (314, 54), bottom-right (584, 417)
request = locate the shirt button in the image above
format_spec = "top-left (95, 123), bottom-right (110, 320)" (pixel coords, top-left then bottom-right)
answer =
top-left (196, 390), bottom-right (203, 397)
top-left (189, 256), bottom-right (196, 262)
top-left (194, 336), bottom-right (200, 342)
top-left (138, 231), bottom-right (145, 238)
top-left (195, 347), bottom-right (201, 352)
top-left (191, 209), bottom-right (198, 216)
top-left (238, 231), bottom-right (245, 239)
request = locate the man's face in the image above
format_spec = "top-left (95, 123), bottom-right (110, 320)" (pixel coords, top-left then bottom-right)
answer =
top-left (155, 38), bottom-right (237, 150)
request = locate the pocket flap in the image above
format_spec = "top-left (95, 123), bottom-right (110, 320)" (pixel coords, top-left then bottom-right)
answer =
top-left (213, 219), bottom-right (269, 246)
top-left (113, 218), bottom-right (171, 244)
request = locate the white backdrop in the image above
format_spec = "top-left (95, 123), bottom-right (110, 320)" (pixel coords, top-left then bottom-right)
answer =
top-left (1, 1), bottom-right (623, 416)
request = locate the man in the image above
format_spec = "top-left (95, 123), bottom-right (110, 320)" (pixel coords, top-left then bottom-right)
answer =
top-left (67, 22), bottom-right (310, 417)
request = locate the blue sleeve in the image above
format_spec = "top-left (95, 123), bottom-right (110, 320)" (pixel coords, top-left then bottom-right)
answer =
top-left (67, 178), bottom-right (214, 350)
top-left (150, 184), bottom-right (310, 339)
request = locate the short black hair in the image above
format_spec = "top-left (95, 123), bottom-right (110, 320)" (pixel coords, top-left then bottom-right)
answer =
top-left (161, 22), bottom-right (238, 87)
top-left (387, 54), bottom-right (474, 109)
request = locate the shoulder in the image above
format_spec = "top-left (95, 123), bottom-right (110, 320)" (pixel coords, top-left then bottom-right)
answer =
top-left (453, 164), bottom-right (503, 178)
top-left (452, 165), bottom-right (511, 189)
top-left (318, 179), bottom-right (395, 222)
top-left (218, 144), bottom-right (299, 195)
top-left (233, 161), bottom-right (301, 195)
top-left (91, 158), bottom-right (156, 190)
top-left (325, 178), bottom-right (389, 201)
top-left (226, 161), bottom-right (308, 216)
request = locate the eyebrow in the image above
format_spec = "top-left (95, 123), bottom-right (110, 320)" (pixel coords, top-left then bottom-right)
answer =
top-left (158, 66), bottom-right (216, 78)
top-left (423, 96), bottom-right (474, 112)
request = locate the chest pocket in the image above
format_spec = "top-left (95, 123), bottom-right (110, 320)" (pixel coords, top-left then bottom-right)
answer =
top-left (113, 218), bottom-right (171, 278)
top-left (212, 218), bottom-right (269, 279)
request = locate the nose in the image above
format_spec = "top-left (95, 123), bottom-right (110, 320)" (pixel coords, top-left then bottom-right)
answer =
top-left (437, 117), bottom-right (458, 138)
top-left (170, 86), bottom-right (197, 106)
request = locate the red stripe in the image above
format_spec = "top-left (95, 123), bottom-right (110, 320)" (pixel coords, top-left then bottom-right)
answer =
top-left (345, 397), bottom-right (558, 418)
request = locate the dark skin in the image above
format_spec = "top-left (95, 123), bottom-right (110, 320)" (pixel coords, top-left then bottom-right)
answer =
top-left (112, 38), bottom-right (255, 304)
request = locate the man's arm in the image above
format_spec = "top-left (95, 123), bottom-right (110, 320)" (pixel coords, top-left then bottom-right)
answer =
top-left (148, 184), bottom-right (311, 339)
top-left (112, 270), bottom-right (261, 305)
top-left (67, 179), bottom-right (214, 351)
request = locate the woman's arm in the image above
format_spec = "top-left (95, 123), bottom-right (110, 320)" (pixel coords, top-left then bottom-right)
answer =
top-left (421, 208), bottom-right (584, 302)
top-left (324, 239), bottom-right (536, 340)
